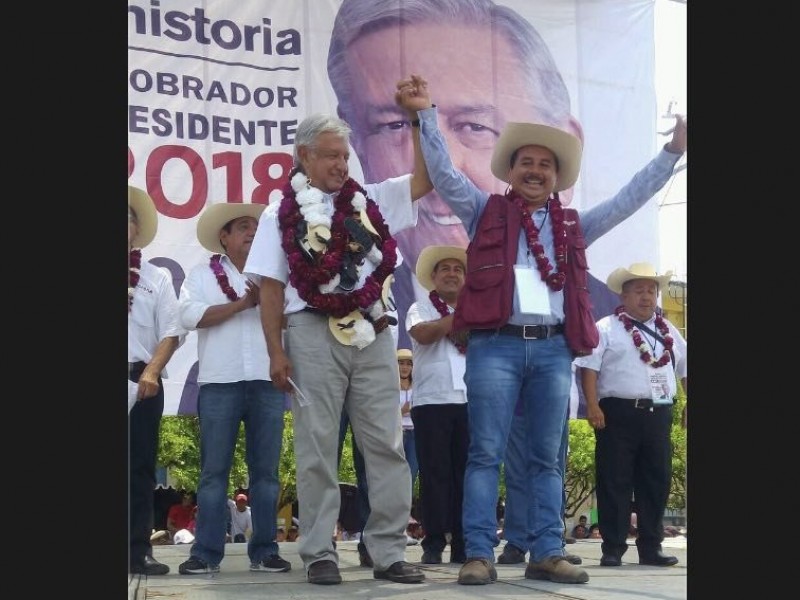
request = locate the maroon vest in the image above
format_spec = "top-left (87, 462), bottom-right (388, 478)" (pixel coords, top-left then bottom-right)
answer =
top-left (453, 194), bottom-right (598, 357)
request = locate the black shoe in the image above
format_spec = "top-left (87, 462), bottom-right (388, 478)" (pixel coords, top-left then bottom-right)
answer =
top-left (497, 543), bottom-right (526, 564)
top-left (564, 553), bottom-right (583, 565)
top-left (600, 554), bottom-right (622, 567)
top-left (358, 546), bottom-right (374, 568)
top-left (421, 550), bottom-right (442, 564)
top-left (131, 555), bottom-right (170, 575)
top-left (374, 561), bottom-right (425, 583)
top-left (307, 560), bottom-right (342, 585)
top-left (250, 554), bottom-right (291, 572)
top-left (179, 556), bottom-right (220, 575)
top-left (639, 550), bottom-right (678, 566)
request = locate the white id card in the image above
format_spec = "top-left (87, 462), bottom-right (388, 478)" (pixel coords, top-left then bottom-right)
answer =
top-left (514, 265), bottom-right (551, 316)
top-left (649, 369), bottom-right (672, 404)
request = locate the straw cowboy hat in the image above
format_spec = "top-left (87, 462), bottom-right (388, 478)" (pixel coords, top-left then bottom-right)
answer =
top-left (197, 203), bottom-right (265, 254)
top-left (490, 122), bottom-right (583, 191)
top-left (606, 262), bottom-right (674, 294)
top-left (128, 186), bottom-right (159, 248)
top-left (397, 348), bottom-right (413, 361)
top-left (415, 245), bottom-right (467, 292)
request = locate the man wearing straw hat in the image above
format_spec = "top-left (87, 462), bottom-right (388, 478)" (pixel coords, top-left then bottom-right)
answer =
top-left (177, 202), bottom-right (291, 576)
top-left (410, 73), bottom-right (686, 584)
top-left (128, 186), bottom-right (184, 575)
top-left (405, 244), bottom-right (469, 565)
top-left (575, 263), bottom-right (687, 568)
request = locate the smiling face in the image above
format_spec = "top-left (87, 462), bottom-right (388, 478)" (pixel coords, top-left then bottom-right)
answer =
top-left (431, 257), bottom-right (466, 302)
top-left (509, 144), bottom-right (559, 208)
top-left (298, 131), bottom-right (351, 194)
top-left (341, 21), bottom-right (580, 269)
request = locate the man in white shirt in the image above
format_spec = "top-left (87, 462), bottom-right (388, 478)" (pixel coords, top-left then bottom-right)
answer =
top-left (128, 186), bottom-right (185, 576)
top-left (228, 493), bottom-right (254, 543)
top-left (575, 263), bottom-right (687, 568)
top-left (244, 78), bottom-right (432, 586)
top-left (406, 245), bottom-right (469, 565)
top-left (177, 202), bottom-right (291, 576)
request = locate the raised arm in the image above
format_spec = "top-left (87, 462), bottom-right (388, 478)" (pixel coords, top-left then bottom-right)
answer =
top-left (395, 74), bottom-right (433, 201)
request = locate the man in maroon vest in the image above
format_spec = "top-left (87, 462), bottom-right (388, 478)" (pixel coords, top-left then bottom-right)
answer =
top-left (406, 75), bottom-right (686, 586)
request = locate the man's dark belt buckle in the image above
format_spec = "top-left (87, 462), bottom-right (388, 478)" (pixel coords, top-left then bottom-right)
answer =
top-left (523, 325), bottom-right (546, 339)
top-left (634, 398), bottom-right (654, 411)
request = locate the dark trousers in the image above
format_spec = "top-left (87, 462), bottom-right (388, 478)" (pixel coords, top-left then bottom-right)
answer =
top-left (129, 364), bottom-right (165, 566)
top-left (594, 398), bottom-right (673, 558)
top-left (411, 403), bottom-right (469, 555)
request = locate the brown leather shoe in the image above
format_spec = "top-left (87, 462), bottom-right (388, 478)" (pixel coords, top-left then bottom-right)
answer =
top-left (526, 555), bottom-right (589, 584)
top-left (457, 557), bottom-right (497, 585)
top-left (373, 561), bottom-right (425, 583)
top-left (307, 560), bottom-right (342, 585)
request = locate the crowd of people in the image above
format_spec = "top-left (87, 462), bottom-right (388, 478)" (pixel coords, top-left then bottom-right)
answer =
top-left (128, 0), bottom-right (687, 586)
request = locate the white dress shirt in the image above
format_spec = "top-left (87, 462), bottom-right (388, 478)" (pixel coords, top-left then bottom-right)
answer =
top-left (179, 254), bottom-right (271, 384)
top-left (405, 295), bottom-right (467, 407)
top-left (128, 259), bottom-right (185, 377)
top-left (574, 312), bottom-right (687, 400)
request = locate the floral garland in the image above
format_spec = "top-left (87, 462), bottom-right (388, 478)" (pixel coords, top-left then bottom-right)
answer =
top-left (210, 254), bottom-right (240, 302)
top-left (512, 192), bottom-right (567, 291)
top-left (429, 290), bottom-right (467, 354)
top-left (614, 305), bottom-right (674, 367)
top-left (277, 170), bottom-right (397, 318)
top-left (129, 248), bottom-right (141, 312)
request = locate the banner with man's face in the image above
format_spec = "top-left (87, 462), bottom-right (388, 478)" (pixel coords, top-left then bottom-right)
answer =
top-left (128, 0), bottom-right (665, 415)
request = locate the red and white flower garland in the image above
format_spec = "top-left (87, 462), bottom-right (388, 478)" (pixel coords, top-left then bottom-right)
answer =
top-left (210, 254), bottom-right (240, 302)
top-left (512, 192), bottom-right (567, 291)
top-left (128, 248), bottom-right (141, 312)
top-left (614, 305), bottom-right (673, 368)
top-left (429, 290), bottom-right (467, 354)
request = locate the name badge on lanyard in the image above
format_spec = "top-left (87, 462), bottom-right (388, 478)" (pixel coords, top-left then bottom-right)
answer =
top-left (514, 265), bottom-right (551, 316)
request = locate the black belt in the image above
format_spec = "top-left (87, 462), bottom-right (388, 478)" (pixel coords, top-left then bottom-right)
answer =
top-left (490, 323), bottom-right (564, 339)
top-left (602, 397), bottom-right (672, 410)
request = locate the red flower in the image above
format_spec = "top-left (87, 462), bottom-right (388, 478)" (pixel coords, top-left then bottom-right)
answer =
top-left (210, 254), bottom-right (240, 302)
top-left (429, 290), bottom-right (467, 354)
top-left (614, 305), bottom-right (674, 367)
top-left (278, 172), bottom-right (397, 318)
top-left (128, 248), bottom-right (142, 312)
top-left (513, 192), bottom-right (568, 292)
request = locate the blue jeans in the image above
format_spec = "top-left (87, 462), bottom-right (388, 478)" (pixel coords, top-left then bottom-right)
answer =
top-left (403, 428), bottom-right (419, 498)
top-left (504, 407), bottom-right (569, 553)
top-left (462, 331), bottom-right (572, 562)
top-left (190, 380), bottom-right (285, 565)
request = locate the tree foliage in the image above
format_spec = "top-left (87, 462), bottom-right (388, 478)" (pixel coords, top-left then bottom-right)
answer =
top-left (158, 390), bottom-right (688, 517)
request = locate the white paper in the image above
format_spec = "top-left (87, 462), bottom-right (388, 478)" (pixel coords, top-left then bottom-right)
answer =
top-left (449, 353), bottom-right (467, 392)
top-left (514, 265), bottom-right (551, 316)
top-left (288, 377), bottom-right (311, 406)
top-left (649, 368), bottom-right (672, 404)
top-left (128, 380), bottom-right (140, 414)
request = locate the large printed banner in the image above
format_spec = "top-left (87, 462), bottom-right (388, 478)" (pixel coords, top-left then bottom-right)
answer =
top-left (128, 0), bottom-right (659, 415)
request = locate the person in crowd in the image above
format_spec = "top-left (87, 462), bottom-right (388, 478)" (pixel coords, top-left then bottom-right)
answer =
top-left (576, 263), bottom-right (687, 567)
top-left (570, 515), bottom-right (589, 540)
top-left (177, 202), bottom-right (290, 575)
top-left (396, 348), bottom-right (419, 500)
top-left (166, 492), bottom-right (196, 542)
top-left (405, 245), bottom-right (469, 565)
top-left (243, 77), bottom-right (433, 585)
top-left (227, 493), bottom-right (254, 544)
top-left (405, 68), bottom-right (686, 584)
top-left (128, 185), bottom-right (185, 576)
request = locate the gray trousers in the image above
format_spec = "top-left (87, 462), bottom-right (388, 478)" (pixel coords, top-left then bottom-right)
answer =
top-left (286, 310), bottom-right (411, 571)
